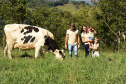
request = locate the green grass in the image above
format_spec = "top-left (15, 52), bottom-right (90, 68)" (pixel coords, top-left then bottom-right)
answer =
top-left (55, 4), bottom-right (83, 13)
top-left (0, 47), bottom-right (126, 84)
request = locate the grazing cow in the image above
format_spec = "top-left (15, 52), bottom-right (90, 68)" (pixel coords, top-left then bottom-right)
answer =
top-left (4, 24), bottom-right (65, 60)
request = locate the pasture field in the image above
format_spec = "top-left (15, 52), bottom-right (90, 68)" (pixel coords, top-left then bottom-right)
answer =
top-left (0, 47), bottom-right (126, 84)
top-left (55, 4), bottom-right (83, 13)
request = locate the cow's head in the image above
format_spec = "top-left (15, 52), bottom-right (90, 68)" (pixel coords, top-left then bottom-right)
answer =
top-left (54, 49), bottom-right (65, 60)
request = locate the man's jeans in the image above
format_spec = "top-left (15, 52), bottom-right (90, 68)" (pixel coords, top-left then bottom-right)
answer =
top-left (68, 45), bottom-right (78, 57)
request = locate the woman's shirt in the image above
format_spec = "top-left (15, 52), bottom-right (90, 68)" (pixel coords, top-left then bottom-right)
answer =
top-left (81, 32), bottom-right (90, 45)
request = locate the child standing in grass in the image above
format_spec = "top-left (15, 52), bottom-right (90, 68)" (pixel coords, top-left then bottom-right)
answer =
top-left (90, 37), bottom-right (100, 57)
top-left (88, 26), bottom-right (97, 51)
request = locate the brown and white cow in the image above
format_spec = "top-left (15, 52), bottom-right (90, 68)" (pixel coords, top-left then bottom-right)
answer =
top-left (4, 24), bottom-right (65, 60)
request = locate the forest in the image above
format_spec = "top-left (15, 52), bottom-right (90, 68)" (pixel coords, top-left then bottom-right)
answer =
top-left (0, 0), bottom-right (125, 52)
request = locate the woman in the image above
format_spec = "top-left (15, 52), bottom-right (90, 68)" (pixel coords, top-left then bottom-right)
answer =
top-left (81, 25), bottom-right (91, 58)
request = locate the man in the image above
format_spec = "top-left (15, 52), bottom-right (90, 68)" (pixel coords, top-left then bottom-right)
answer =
top-left (65, 23), bottom-right (80, 58)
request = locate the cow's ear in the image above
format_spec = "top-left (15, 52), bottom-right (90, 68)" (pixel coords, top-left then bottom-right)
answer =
top-left (61, 49), bottom-right (65, 56)
top-left (59, 50), bottom-right (62, 54)
top-left (61, 50), bottom-right (64, 53)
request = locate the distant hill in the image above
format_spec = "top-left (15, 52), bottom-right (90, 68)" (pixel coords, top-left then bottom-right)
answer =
top-left (55, 4), bottom-right (83, 13)
top-left (69, 0), bottom-right (94, 5)
top-left (26, 0), bottom-right (94, 8)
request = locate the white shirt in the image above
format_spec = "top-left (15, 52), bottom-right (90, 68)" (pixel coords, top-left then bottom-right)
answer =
top-left (66, 29), bottom-right (79, 45)
top-left (93, 43), bottom-right (99, 53)
top-left (81, 32), bottom-right (90, 45)
top-left (88, 30), bottom-right (95, 37)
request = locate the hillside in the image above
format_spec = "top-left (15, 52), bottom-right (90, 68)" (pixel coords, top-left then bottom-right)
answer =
top-left (55, 4), bottom-right (83, 13)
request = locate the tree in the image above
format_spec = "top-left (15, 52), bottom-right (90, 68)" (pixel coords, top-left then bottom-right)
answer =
top-left (0, 0), bottom-right (28, 24)
top-left (91, 0), bottom-right (98, 7)
top-left (96, 0), bottom-right (126, 52)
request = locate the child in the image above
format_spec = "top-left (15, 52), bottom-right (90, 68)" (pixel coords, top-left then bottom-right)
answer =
top-left (88, 26), bottom-right (97, 51)
top-left (90, 37), bottom-right (100, 57)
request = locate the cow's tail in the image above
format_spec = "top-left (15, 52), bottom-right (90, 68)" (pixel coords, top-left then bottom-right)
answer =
top-left (3, 28), bottom-right (7, 57)
top-left (3, 29), bottom-right (5, 49)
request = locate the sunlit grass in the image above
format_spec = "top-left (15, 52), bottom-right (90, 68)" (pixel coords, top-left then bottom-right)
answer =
top-left (0, 47), bottom-right (126, 84)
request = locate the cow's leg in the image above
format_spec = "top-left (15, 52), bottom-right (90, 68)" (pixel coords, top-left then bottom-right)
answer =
top-left (7, 44), bottom-right (13, 59)
top-left (35, 37), bottom-right (45, 59)
top-left (35, 46), bottom-right (41, 59)
top-left (40, 48), bottom-right (44, 58)
top-left (4, 44), bottom-right (8, 57)
top-left (40, 51), bottom-right (44, 58)
top-left (18, 48), bottom-right (22, 56)
top-left (6, 39), bottom-right (14, 59)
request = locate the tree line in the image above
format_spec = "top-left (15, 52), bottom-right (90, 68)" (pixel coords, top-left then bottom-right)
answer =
top-left (0, 0), bottom-right (125, 52)
top-left (27, 0), bottom-right (69, 7)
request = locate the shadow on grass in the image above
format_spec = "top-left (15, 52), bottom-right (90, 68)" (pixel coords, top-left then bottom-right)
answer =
top-left (20, 52), bottom-right (33, 59)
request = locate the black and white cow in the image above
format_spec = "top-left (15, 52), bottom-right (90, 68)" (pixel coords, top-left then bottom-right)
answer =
top-left (4, 24), bottom-right (65, 60)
